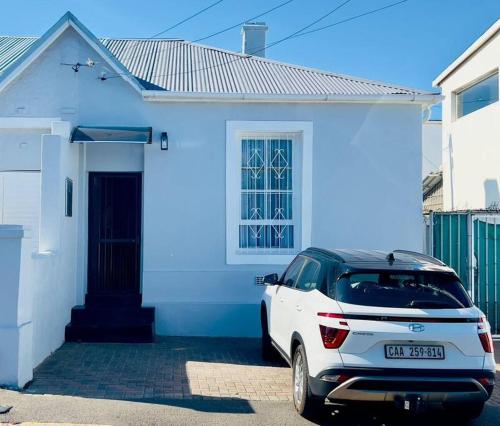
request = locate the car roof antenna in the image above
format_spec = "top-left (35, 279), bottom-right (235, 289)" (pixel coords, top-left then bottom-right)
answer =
top-left (386, 252), bottom-right (395, 264)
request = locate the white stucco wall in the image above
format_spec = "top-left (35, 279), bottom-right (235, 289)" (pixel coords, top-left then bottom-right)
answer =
top-left (31, 130), bottom-right (80, 367)
top-left (422, 120), bottom-right (442, 178)
top-left (0, 26), bottom-right (424, 343)
top-left (438, 30), bottom-right (500, 210)
top-left (141, 101), bottom-right (422, 336)
top-left (0, 129), bottom-right (41, 171)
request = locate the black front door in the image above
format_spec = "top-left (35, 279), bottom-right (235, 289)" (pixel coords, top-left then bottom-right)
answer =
top-left (88, 172), bottom-right (142, 295)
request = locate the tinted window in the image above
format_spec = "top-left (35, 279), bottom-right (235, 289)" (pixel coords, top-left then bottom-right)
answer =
top-left (456, 73), bottom-right (498, 118)
top-left (282, 257), bottom-right (305, 287)
top-left (335, 272), bottom-right (472, 309)
top-left (295, 259), bottom-right (321, 291)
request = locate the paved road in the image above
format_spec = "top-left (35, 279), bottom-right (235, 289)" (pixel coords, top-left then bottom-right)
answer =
top-left (1, 388), bottom-right (500, 426)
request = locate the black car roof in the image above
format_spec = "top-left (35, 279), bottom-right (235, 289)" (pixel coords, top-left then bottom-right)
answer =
top-left (303, 248), bottom-right (455, 273)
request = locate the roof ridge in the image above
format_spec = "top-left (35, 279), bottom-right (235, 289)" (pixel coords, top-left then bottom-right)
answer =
top-left (163, 38), bottom-right (430, 94)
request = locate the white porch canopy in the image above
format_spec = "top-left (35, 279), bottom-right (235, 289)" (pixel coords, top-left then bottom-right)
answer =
top-left (70, 126), bottom-right (152, 144)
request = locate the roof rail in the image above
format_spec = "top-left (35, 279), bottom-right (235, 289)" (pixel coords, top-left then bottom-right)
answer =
top-left (392, 250), bottom-right (446, 266)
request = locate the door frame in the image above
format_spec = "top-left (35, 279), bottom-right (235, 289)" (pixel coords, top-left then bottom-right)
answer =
top-left (86, 171), bottom-right (143, 296)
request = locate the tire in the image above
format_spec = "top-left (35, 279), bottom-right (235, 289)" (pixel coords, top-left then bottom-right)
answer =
top-left (260, 306), bottom-right (275, 360)
top-left (292, 344), bottom-right (324, 417)
top-left (445, 401), bottom-right (485, 422)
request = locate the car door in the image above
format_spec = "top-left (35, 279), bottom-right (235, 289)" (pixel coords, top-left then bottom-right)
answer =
top-left (270, 256), bottom-right (305, 352)
top-left (289, 257), bottom-right (323, 350)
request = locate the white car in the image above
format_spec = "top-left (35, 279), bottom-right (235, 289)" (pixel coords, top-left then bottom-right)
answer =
top-left (261, 248), bottom-right (495, 419)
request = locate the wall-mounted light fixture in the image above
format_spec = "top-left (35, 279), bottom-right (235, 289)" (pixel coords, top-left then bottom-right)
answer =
top-left (160, 132), bottom-right (168, 150)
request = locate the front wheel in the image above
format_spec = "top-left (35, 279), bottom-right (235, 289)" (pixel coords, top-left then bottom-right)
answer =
top-left (292, 344), bottom-right (323, 417)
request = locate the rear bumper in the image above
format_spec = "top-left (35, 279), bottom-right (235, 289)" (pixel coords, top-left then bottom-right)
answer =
top-left (309, 368), bottom-right (495, 403)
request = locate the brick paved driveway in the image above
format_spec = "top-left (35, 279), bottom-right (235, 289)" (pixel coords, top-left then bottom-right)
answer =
top-left (26, 337), bottom-right (292, 402)
top-left (25, 337), bottom-right (500, 407)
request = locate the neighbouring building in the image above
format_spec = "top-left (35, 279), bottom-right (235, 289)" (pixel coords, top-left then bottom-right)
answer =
top-left (423, 171), bottom-right (443, 213)
top-left (422, 119), bottom-right (443, 212)
top-left (425, 20), bottom-right (500, 334)
top-left (0, 12), bottom-right (439, 387)
top-left (433, 19), bottom-right (500, 211)
top-left (422, 119), bottom-right (442, 180)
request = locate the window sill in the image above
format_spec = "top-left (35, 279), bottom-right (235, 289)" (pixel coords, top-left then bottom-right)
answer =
top-left (227, 253), bottom-right (297, 265)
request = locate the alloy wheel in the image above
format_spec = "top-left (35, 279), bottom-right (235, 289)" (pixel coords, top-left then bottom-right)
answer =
top-left (294, 352), bottom-right (304, 405)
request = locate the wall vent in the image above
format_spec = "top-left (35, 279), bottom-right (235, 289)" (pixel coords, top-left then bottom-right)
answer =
top-left (255, 276), bottom-right (264, 286)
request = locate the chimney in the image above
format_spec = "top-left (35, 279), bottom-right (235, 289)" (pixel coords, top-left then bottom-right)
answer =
top-left (241, 22), bottom-right (268, 57)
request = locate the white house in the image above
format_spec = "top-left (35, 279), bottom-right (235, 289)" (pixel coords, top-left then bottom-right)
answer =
top-left (0, 12), bottom-right (439, 387)
top-left (434, 19), bottom-right (500, 210)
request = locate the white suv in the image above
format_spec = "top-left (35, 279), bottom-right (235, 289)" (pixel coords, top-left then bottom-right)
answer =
top-left (261, 248), bottom-right (496, 419)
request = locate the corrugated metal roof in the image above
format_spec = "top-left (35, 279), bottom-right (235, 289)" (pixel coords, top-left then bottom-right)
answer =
top-left (0, 36), bottom-right (37, 72)
top-left (0, 35), bottom-right (429, 96)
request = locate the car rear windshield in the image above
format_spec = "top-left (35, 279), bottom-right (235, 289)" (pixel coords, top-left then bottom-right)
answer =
top-left (333, 272), bottom-right (472, 309)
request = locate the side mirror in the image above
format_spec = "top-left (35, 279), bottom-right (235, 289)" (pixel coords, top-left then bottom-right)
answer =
top-left (263, 273), bottom-right (279, 286)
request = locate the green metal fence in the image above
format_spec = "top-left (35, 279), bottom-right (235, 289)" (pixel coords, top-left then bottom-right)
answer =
top-left (427, 212), bottom-right (500, 334)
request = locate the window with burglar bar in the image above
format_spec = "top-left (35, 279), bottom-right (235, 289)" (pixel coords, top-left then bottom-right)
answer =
top-left (226, 121), bottom-right (312, 265)
top-left (239, 136), bottom-right (296, 252)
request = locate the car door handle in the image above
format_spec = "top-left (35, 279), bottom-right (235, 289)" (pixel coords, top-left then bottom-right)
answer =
top-left (296, 305), bottom-right (303, 312)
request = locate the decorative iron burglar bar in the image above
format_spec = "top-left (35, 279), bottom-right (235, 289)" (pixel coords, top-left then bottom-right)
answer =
top-left (239, 136), bottom-right (295, 253)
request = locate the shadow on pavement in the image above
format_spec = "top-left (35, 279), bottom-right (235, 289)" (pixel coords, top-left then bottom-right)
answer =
top-left (122, 397), bottom-right (255, 414)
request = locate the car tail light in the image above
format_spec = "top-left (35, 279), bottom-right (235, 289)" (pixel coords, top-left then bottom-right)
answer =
top-left (479, 332), bottom-right (493, 353)
top-left (478, 377), bottom-right (495, 388)
top-left (478, 317), bottom-right (493, 353)
top-left (319, 325), bottom-right (349, 349)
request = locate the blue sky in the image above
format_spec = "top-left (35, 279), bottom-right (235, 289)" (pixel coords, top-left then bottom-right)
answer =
top-left (1, 0), bottom-right (499, 118)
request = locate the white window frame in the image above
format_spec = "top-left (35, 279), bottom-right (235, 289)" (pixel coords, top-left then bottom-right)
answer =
top-left (226, 121), bottom-right (312, 265)
top-left (454, 70), bottom-right (499, 120)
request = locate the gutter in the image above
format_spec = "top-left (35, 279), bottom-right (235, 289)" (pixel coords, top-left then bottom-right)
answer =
top-left (142, 90), bottom-right (442, 107)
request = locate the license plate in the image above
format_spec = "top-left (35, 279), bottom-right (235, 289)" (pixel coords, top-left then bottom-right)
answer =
top-left (385, 344), bottom-right (445, 360)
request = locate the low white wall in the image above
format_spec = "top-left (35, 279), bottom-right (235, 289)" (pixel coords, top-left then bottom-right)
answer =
top-left (0, 124), bottom-right (80, 386)
top-left (0, 225), bottom-right (33, 388)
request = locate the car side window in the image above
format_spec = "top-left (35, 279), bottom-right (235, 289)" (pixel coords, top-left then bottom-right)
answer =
top-left (295, 258), bottom-right (321, 291)
top-left (281, 256), bottom-right (305, 287)
top-left (327, 263), bottom-right (341, 299)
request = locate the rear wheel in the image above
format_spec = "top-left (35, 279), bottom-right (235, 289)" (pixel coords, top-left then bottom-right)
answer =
top-left (292, 344), bottom-right (323, 417)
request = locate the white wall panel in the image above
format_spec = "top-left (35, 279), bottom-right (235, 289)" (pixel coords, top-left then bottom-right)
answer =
top-left (0, 172), bottom-right (40, 251)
